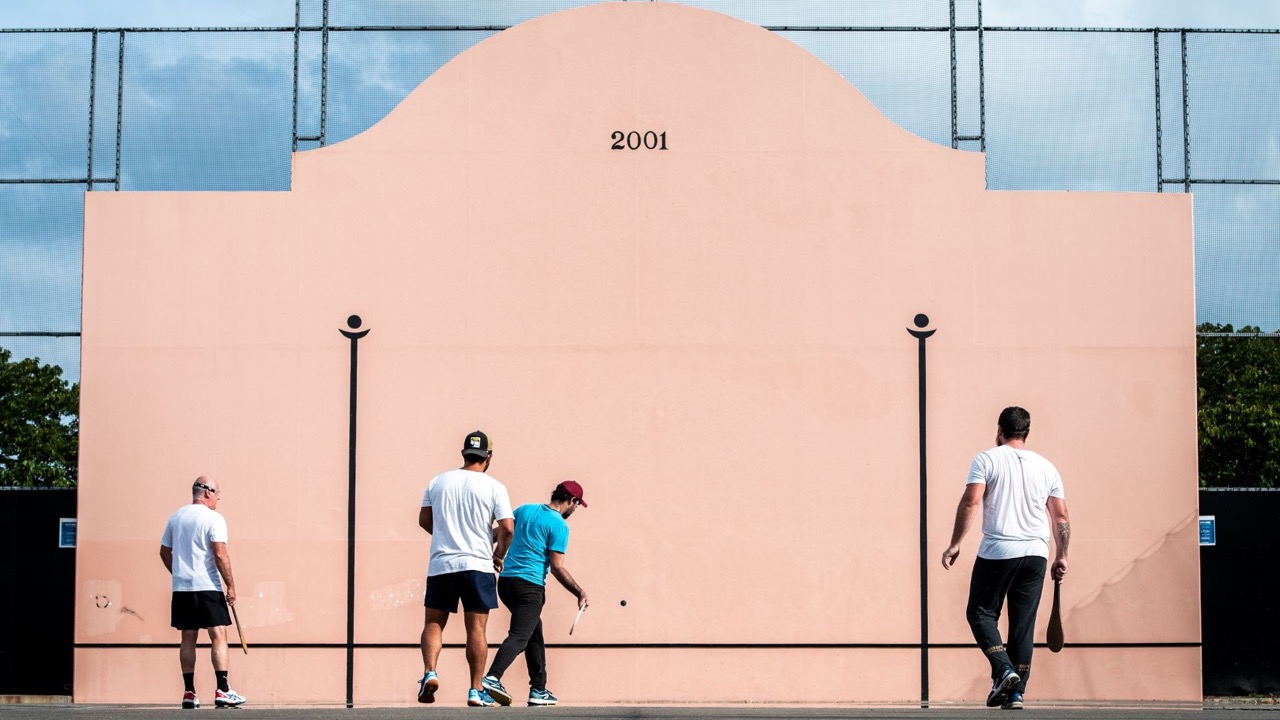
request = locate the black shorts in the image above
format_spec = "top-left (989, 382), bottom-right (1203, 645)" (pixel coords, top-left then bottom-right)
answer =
top-left (424, 570), bottom-right (498, 613)
top-left (171, 590), bottom-right (231, 630)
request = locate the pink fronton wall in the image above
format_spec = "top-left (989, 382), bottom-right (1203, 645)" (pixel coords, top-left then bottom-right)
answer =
top-left (77, 2), bottom-right (1199, 705)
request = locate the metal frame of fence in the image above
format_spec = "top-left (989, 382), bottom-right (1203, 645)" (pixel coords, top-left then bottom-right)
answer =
top-left (2, 0), bottom-right (1277, 339)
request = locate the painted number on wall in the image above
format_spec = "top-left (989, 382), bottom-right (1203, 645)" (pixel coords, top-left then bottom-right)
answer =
top-left (611, 131), bottom-right (668, 150)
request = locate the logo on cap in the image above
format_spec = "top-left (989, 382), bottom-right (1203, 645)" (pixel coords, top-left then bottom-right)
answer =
top-left (462, 430), bottom-right (492, 457)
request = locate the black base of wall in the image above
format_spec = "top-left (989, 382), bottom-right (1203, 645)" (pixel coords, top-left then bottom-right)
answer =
top-left (1200, 489), bottom-right (1280, 696)
top-left (0, 488), bottom-right (76, 696)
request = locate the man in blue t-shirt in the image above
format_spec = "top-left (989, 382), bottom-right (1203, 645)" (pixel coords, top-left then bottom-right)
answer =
top-left (481, 481), bottom-right (589, 707)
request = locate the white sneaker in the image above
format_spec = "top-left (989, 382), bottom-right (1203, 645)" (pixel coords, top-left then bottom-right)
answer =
top-left (214, 688), bottom-right (246, 707)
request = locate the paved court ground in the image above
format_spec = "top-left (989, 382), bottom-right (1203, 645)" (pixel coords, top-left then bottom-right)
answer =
top-left (1, 701), bottom-right (1277, 720)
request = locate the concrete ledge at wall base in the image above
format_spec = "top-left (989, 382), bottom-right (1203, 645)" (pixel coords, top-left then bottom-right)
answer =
top-left (1206, 696), bottom-right (1280, 706)
top-left (0, 696), bottom-right (73, 705)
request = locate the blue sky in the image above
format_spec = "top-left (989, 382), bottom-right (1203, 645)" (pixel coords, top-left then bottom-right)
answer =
top-left (4, 1), bottom-right (1280, 30)
top-left (2, 1), bottom-right (1279, 384)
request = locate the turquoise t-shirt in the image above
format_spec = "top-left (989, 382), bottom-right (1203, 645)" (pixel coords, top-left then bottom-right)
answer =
top-left (500, 503), bottom-right (570, 586)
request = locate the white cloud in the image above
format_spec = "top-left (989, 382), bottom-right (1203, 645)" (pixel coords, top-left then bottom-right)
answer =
top-left (986, 0), bottom-right (1280, 29)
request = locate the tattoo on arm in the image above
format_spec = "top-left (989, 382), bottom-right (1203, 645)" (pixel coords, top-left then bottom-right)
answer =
top-left (1055, 519), bottom-right (1070, 553)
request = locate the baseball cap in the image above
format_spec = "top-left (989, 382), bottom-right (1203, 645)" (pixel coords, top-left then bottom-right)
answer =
top-left (556, 480), bottom-right (587, 507)
top-left (461, 430), bottom-right (493, 458)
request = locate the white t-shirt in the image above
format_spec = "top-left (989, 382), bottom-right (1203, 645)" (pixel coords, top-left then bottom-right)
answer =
top-left (160, 503), bottom-right (229, 592)
top-left (421, 468), bottom-right (514, 577)
top-left (967, 445), bottom-right (1065, 560)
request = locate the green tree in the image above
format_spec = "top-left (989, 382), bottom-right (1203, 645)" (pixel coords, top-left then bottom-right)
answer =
top-left (1197, 323), bottom-right (1280, 488)
top-left (0, 347), bottom-right (79, 487)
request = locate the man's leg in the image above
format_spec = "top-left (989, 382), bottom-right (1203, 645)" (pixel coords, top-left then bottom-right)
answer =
top-left (524, 615), bottom-right (547, 691)
top-left (489, 579), bottom-right (544, 681)
top-left (206, 623), bottom-right (246, 706)
top-left (417, 606), bottom-right (450, 704)
top-left (174, 592), bottom-right (199, 705)
top-left (1005, 556), bottom-right (1048, 694)
top-left (178, 629), bottom-right (199, 707)
top-left (421, 608), bottom-right (450, 671)
top-left (463, 611), bottom-right (490, 690)
top-left (966, 557), bottom-right (1018, 680)
top-left (209, 625), bottom-right (228, 673)
top-left (179, 629), bottom-right (199, 674)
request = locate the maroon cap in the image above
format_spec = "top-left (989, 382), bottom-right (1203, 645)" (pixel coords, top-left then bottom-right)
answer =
top-left (556, 480), bottom-right (587, 507)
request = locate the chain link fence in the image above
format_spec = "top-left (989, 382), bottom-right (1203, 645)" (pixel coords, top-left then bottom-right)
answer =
top-left (3, 0), bottom-right (1280, 385)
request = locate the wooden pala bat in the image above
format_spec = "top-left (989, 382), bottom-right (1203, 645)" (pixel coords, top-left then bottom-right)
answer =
top-left (230, 604), bottom-right (249, 655)
top-left (1046, 578), bottom-right (1064, 652)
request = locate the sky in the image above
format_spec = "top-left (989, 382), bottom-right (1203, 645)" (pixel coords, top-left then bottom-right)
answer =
top-left (3, 0), bottom-right (1280, 30)
top-left (2, 1), bottom-right (1279, 384)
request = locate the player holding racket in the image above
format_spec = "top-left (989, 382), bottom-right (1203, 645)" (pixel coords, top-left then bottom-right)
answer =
top-left (482, 481), bottom-right (589, 707)
top-left (941, 407), bottom-right (1070, 711)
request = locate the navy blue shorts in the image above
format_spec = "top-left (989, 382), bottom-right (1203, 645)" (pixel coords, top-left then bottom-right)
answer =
top-left (425, 570), bottom-right (498, 613)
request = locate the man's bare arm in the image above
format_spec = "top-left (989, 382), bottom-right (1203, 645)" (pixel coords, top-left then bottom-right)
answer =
top-left (212, 541), bottom-right (237, 606)
top-left (941, 483), bottom-right (985, 569)
top-left (419, 506), bottom-right (433, 534)
top-left (549, 551), bottom-right (588, 609)
top-left (160, 545), bottom-right (173, 573)
top-left (492, 518), bottom-right (514, 572)
top-left (1047, 496), bottom-right (1070, 580)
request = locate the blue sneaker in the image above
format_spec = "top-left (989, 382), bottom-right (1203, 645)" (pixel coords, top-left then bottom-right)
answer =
top-left (986, 666), bottom-right (1020, 708)
top-left (1002, 691), bottom-right (1024, 710)
top-left (528, 687), bottom-right (558, 706)
top-left (417, 671), bottom-right (439, 704)
top-left (468, 688), bottom-right (498, 707)
top-left (481, 676), bottom-right (513, 706)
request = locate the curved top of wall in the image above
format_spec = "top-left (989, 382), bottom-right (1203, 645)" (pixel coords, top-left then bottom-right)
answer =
top-left (296, 1), bottom-right (979, 180)
top-left (80, 0), bottom-right (1197, 693)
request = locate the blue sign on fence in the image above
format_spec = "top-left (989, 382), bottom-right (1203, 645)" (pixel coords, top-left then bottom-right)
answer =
top-left (1199, 515), bottom-right (1216, 546)
top-left (59, 518), bottom-right (77, 549)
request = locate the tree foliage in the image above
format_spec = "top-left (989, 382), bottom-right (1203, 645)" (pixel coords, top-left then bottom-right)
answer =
top-left (1197, 323), bottom-right (1280, 488)
top-left (0, 347), bottom-right (79, 487)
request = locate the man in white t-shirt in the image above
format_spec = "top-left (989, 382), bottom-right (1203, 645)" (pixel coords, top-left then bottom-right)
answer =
top-left (416, 431), bottom-right (515, 707)
top-left (941, 407), bottom-right (1071, 711)
top-left (159, 476), bottom-right (246, 709)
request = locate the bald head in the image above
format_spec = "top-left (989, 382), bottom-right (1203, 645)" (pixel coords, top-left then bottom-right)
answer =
top-left (191, 475), bottom-right (221, 508)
